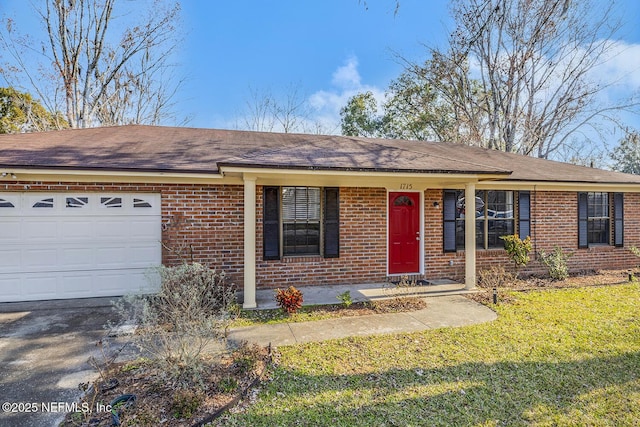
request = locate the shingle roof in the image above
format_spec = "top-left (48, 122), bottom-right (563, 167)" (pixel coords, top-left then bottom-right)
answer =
top-left (0, 124), bottom-right (638, 184)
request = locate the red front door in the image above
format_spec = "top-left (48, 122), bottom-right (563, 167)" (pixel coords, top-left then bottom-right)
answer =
top-left (388, 192), bottom-right (420, 274)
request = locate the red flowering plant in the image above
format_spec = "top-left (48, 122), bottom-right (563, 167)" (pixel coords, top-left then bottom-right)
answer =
top-left (274, 286), bottom-right (304, 314)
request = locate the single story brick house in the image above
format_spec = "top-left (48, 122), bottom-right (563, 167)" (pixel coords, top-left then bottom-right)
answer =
top-left (1, 125), bottom-right (639, 306)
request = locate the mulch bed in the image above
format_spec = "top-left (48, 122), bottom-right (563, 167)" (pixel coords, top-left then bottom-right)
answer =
top-left (60, 344), bottom-right (271, 427)
top-left (468, 268), bottom-right (633, 305)
top-left (298, 296), bottom-right (428, 317)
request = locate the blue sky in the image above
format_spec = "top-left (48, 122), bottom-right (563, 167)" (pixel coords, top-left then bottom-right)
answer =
top-left (177, 0), bottom-right (454, 130)
top-left (1, 0), bottom-right (640, 140)
top-left (180, 0), bottom-right (640, 135)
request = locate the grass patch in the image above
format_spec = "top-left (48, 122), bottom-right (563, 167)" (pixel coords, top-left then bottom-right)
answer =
top-left (218, 283), bottom-right (640, 426)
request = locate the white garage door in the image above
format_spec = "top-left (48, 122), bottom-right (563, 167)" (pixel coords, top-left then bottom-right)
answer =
top-left (0, 193), bottom-right (161, 302)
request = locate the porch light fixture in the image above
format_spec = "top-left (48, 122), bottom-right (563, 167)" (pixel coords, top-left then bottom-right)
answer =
top-left (1, 172), bottom-right (17, 179)
top-left (433, 201), bottom-right (440, 208)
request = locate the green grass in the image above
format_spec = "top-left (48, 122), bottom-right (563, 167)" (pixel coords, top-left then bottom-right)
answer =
top-left (219, 284), bottom-right (640, 426)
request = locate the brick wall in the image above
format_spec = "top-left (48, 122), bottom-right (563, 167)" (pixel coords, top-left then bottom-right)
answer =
top-left (160, 184), bottom-right (245, 278)
top-left (3, 182), bottom-right (640, 289)
top-left (255, 186), bottom-right (388, 287)
top-left (423, 190), bottom-right (640, 280)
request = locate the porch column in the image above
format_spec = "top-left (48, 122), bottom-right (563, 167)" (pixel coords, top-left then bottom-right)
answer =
top-left (243, 175), bottom-right (257, 308)
top-left (464, 182), bottom-right (477, 290)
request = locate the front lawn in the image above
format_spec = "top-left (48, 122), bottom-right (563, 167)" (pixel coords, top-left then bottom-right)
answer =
top-left (218, 283), bottom-right (640, 426)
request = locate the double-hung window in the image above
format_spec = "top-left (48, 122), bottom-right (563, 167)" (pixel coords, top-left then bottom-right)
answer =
top-left (578, 192), bottom-right (623, 248)
top-left (263, 186), bottom-right (339, 260)
top-left (587, 192), bottom-right (609, 244)
top-left (282, 187), bottom-right (321, 256)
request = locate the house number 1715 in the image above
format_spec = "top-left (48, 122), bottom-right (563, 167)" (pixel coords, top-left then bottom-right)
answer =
top-left (400, 183), bottom-right (413, 189)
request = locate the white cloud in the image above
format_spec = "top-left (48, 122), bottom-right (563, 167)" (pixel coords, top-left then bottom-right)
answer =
top-left (591, 40), bottom-right (640, 92)
top-left (331, 56), bottom-right (362, 90)
top-left (308, 56), bottom-right (385, 134)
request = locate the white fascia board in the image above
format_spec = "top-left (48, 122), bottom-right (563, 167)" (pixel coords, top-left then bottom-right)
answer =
top-left (223, 165), bottom-right (508, 188)
top-left (473, 180), bottom-right (640, 192)
top-left (0, 168), bottom-right (241, 185)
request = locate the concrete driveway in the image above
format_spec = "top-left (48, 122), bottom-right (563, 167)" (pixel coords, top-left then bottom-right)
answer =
top-left (0, 298), bottom-right (121, 427)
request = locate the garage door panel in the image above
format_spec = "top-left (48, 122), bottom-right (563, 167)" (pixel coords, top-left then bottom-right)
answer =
top-left (93, 270), bottom-right (157, 295)
top-left (129, 218), bottom-right (161, 238)
top-left (129, 245), bottom-right (161, 265)
top-left (95, 219), bottom-right (130, 239)
top-left (0, 275), bottom-right (21, 299)
top-left (24, 248), bottom-right (59, 269)
top-left (93, 273), bottom-right (126, 294)
top-left (95, 247), bottom-right (128, 266)
top-left (59, 274), bottom-right (94, 297)
top-left (23, 275), bottom-right (58, 300)
top-left (61, 247), bottom-right (95, 268)
top-left (0, 249), bottom-right (21, 272)
top-left (0, 220), bottom-right (21, 240)
top-left (23, 219), bottom-right (59, 240)
top-left (62, 220), bottom-right (94, 239)
top-left (0, 192), bottom-right (161, 302)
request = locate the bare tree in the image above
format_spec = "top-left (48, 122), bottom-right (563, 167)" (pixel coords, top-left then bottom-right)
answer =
top-left (238, 84), bottom-right (321, 134)
top-left (0, 0), bottom-right (182, 128)
top-left (422, 0), bottom-right (639, 158)
top-left (240, 87), bottom-right (277, 132)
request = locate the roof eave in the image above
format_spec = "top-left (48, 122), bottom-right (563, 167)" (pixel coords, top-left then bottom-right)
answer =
top-left (0, 166), bottom-right (233, 185)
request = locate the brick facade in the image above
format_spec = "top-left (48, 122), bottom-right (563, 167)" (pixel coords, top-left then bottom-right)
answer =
top-left (255, 186), bottom-right (388, 287)
top-left (3, 181), bottom-right (639, 289)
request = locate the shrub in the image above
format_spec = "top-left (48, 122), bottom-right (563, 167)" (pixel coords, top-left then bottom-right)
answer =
top-left (112, 262), bottom-right (238, 389)
top-left (217, 376), bottom-right (238, 394)
top-left (275, 286), bottom-right (304, 314)
top-left (171, 389), bottom-right (202, 419)
top-left (478, 265), bottom-right (515, 289)
top-left (232, 343), bottom-right (263, 374)
top-left (336, 290), bottom-right (353, 308)
top-left (538, 246), bottom-right (572, 280)
top-left (500, 234), bottom-right (532, 270)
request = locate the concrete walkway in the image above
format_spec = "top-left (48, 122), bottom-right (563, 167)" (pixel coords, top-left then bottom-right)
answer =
top-left (230, 283), bottom-right (497, 346)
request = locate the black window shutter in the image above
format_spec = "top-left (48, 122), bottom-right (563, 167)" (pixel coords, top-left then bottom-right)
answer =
top-left (578, 192), bottom-right (588, 248)
top-left (263, 186), bottom-right (281, 260)
top-left (518, 191), bottom-right (531, 240)
top-left (614, 193), bottom-right (624, 247)
top-left (323, 187), bottom-right (340, 258)
top-left (443, 190), bottom-right (457, 252)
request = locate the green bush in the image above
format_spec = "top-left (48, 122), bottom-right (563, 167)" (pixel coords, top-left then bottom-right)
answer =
top-left (538, 246), bottom-right (572, 280)
top-left (171, 389), bottom-right (202, 419)
top-left (500, 234), bottom-right (532, 269)
top-left (336, 290), bottom-right (353, 308)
